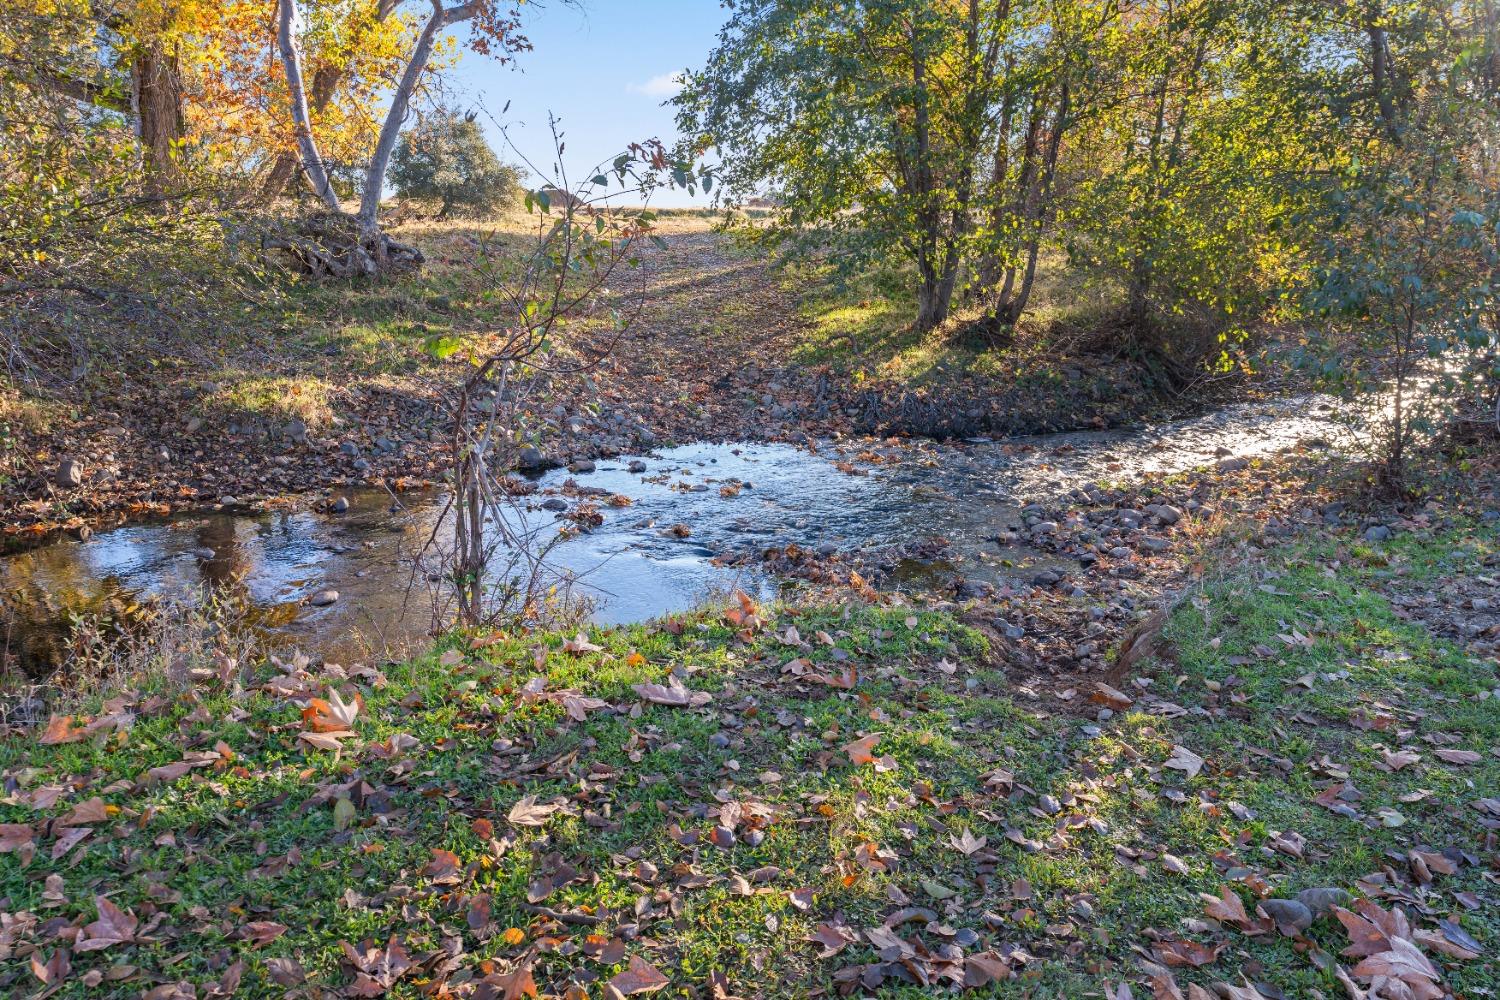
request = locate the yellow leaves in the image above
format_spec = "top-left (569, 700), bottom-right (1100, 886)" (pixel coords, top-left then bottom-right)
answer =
top-left (500, 927), bottom-right (526, 946)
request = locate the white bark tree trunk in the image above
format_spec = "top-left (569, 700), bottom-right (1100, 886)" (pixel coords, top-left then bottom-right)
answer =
top-left (357, 0), bottom-right (471, 241)
top-left (276, 0), bottom-right (342, 212)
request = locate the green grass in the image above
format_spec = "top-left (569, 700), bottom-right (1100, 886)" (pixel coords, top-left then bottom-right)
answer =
top-left (1, 528), bottom-right (1496, 997)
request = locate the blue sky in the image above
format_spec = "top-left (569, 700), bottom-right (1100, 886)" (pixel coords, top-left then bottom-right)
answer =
top-left (445, 2), bottom-right (728, 207)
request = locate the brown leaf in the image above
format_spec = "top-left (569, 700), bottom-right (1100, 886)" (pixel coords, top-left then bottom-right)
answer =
top-left (424, 848), bottom-right (463, 884)
top-left (1201, 886), bottom-right (1249, 928)
top-left (631, 679), bottom-right (711, 707)
top-left (1433, 748), bottom-right (1481, 765)
top-left (507, 796), bottom-right (566, 828)
top-left (39, 714), bottom-right (88, 745)
top-left (76, 895), bottom-right (138, 952)
top-left (30, 948), bottom-right (70, 985)
top-left (808, 921), bottom-right (856, 958)
top-left (266, 957), bottom-right (307, 986)
top-left (59, 797), bottom-right (109, 826)
top-left (1163, 745), bottom-right (1205, 778)
top-left (241, 921), bottom-right (288, 947)
top-left (609, 954), bottom-right (670, 995)
top-left (843, 733), bottom-right (882, 765)
top-left (1153, 938), bottom-right (1223, 968)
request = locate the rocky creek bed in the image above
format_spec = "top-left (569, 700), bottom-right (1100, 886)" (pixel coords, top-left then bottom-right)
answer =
top-left (0, 393), bottom-right (1359, 678)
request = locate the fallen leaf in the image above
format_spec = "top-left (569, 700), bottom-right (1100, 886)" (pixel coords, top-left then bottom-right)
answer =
top-left (843, 733), bottom-right (882, 765)
top-left (1164, 745), bottom-right (1205, 778)
top-left (76, 896), bottom-right (138, 952)
top-left (609, 955), bottom-right (670, 995)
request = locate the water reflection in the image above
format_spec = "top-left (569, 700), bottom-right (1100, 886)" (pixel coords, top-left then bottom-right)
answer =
top-left (2, 395), bottom-right (1342, 675)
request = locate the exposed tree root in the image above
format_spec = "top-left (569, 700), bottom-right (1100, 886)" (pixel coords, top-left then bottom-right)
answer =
top-left (260, 213), bottom-right (424, 278)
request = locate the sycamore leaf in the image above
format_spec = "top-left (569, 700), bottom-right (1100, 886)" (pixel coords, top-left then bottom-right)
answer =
top-left (950, 827), bottom-right (987, 856)
top-left (76, 895), bottom-right (138, 952)
top-left (562, 632), bottom-right (603, 654)
top-left (609, 955), bottom-right (669, 995)
top-left (632, 678), bottom-right (711, 707)
top-left (39, 714), bottom-right (88, 745)
top-left (507, 795), bottom-right (567, 827)
top-left (1164, 745), bottom-right (1205, 778)
top-left (843, 733), bottom-right (882, 765)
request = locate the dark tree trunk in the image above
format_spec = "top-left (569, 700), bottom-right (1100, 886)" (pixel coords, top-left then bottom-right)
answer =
top-left (132, 40), bottom-right (183, 193)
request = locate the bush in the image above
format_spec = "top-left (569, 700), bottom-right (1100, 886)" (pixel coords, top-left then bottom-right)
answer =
top-left (389, 109), bottom-right (523, 220)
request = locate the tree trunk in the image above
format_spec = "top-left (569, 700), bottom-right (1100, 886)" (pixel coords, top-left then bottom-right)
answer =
top-left (276, 0), bottom-right (342, 213)
top-left (261, 65), bottom-right (343, 201)
top-left (357, 0), bottom-right (450, 243)
top-left (131, 40), bottom-right (183, 193)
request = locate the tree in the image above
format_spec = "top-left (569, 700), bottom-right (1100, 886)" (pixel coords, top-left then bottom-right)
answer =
top-left (676, 0), bottom-right (1014, 330)
top-left (275, 0), bottom-right (531, 255)
top-left (390, 109), bottom-right (522, 218)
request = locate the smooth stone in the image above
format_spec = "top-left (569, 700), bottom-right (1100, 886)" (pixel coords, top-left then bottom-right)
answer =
top-left (339, 441), bottom-right (360, 457)
top-left (541, 498), bottom-right (569, 511)
top-left (517, 446), bottom-right (545, 470)
top-left (309, 590), bottom-right (339, 607)
top-left (628, 459), bottom-right (648, 473)
top-left (1295, 887), bottom-right (1352, 919)
top-left (1260, 898), bottom-right (1314, 934)
top-left (56, 459), bottom-right (83, 488)
top-left (330, 496), bottom-right (350, 514)
top-left (1363, 524), bottom-right (1392, 542)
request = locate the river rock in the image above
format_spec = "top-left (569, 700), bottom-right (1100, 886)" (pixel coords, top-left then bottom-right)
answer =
top-left (1259, 898), bottom-right (1314, 934)
top-left (309, 590), bottom-right (339, 607)
top-left (541, 498), bottom-right (569, 511)
top-left (1295, 887), bottom-right (1351, 918)
top-left (330, 496), bottom-right (350, 514)
top-left (1216, 456), bottom-right (1249, 472)
top-left (1145, 503), bottom-right (1182, 525)
top-left (55, 459), bottom-right (82, 488)
top-left (517, 446), bottom-right (545, 470)
top-left (570, 459), bottom-right (596, 474)
top-left (192, 547), bottom-right (216, 561)
top-left (628, 459), bottom-right (648, 473)
top-left (285, 419), bottom-right (308, 442)
top-left (339, 440), bottom-right (360, 457)
top-left (1363, 524), bottom-right (1392, 542)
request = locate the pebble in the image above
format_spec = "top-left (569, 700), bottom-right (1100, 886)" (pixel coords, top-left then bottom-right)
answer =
top-left (309, 590), bottom-right (340, 607)
top-left (339, 441), bottom-right (360, 457)
top-left (330, 496), bottom-right (350, 514)
top-left (517, 446), bottom-right (545, 470)
top-left (1216, 456), bottom-right (1249, 472)
top-left (192, 547), bottom-right (216, 561)
top-left (541, 498), bottom-right (569, 511)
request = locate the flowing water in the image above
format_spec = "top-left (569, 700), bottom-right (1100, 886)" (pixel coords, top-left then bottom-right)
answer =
top-left (1, 393), bottom-right (1341, 674)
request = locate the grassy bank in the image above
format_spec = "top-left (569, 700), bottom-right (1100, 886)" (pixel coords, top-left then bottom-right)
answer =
top-left (0, 519), bottom-right (1495, 997)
